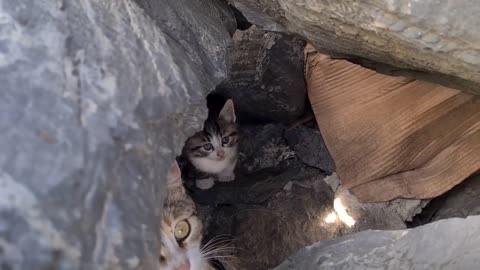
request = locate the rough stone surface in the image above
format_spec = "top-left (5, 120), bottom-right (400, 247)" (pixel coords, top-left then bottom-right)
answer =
top-left (237, 124), bottom-right (296, 174)
top-left (214, 26), bottom-right (307, 124)
top-left (0, 0), bottom-right (232, 269)
top-left (409, 174), bottom-right (480, 227)
top-left (274, 215), bottom-right (480, 270)
top-left (231, 0), bottom-right (480, 95)
top-left (284, 126), bottom-right (336, 173)
top-left (428, 174), bottom-right (480, 221)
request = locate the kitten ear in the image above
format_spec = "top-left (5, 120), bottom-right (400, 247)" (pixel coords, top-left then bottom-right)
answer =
top-left (219, 99), bottom-right (236, 123)
top-left (166, 160), bottom-right (182, 188)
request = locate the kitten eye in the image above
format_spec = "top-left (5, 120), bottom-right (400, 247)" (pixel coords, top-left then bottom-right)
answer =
top-left (203, 143), bottom-right (213, 151)
top-left (174, 220), bottom-right (190, 241)
top-left (221, 136), bottom-right (229, 144)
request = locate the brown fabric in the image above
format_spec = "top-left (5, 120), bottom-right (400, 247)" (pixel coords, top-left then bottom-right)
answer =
top-left (305, 46), bottom-right (480, 202)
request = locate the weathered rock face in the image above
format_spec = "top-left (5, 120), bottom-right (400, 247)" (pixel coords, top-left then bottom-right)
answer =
top-left (238, 124), bottom-right (295, 173)
top-left (0, 0), bottom-right (233, 269)
top-left (284, 126), bottom-right (336, 173)
top-left (409, 174), bottom-right (480, 227)
top-left (274, 215), bottom-right (480, 270)
top-left (230, 0), bottom-right (480, 95)
top-left (426, 174), bottom-right (480, 221)
top-left (214, 26), bottom-right (307, 124)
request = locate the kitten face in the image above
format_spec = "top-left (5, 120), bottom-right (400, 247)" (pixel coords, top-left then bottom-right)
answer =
top-left (183, 100), bottom-right (239, 174)
top-left (159, 161), bottom-right (209, 270)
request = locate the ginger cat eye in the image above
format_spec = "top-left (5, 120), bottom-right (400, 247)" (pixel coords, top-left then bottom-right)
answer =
top-left (174, 220), bottom-right (190, 241)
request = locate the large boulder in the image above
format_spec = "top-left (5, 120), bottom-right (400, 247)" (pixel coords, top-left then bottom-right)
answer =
top-left (230, 0), bottom-right (480, 95)
top-left (0, 0), bottom-right (233, 269)
top-left (274, 215), bottom-right (480, 270)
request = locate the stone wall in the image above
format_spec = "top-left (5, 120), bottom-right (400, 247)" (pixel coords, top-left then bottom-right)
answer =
top-left (0, 0), bottom-right (233, 269)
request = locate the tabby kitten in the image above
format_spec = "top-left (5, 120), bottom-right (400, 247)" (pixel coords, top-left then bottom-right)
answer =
top-left (182, 99), bottom-right (239, 190)
top-left (160, 161), bottom-right (213, 270)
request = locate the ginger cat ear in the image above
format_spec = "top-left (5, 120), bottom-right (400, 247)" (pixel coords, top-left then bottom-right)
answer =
top-left (166, 160), bottom-right (182, 188)
top-left (219, 99), bottom-right (236, 123)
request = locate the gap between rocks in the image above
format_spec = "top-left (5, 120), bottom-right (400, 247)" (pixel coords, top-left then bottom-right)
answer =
top-left (184, 25), bottom-right (429, 270)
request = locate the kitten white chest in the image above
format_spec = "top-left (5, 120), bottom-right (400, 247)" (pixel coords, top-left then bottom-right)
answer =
top-left (191, 156), bottom-right (231, 174)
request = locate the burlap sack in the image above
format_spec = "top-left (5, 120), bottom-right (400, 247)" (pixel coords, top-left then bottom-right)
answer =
top-left (305, 46), bottom-right (480, 202)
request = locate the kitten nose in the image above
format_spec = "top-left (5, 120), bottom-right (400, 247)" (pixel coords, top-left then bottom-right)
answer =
top-left (176, 261), bottom-right (190, 270)
top-left (217, 149), bottom-right (225, 158)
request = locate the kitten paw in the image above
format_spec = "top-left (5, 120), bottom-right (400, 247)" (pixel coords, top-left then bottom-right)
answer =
top-left (217, 173), bottom-right (235, 182)
top-left (196, 178), bottom-right (215, 190)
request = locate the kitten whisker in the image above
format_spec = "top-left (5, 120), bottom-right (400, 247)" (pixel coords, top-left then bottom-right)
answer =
top-left (204, 255), bottom-right (239, 260)
top-left (204, 255), bottom-right (247, 264)
top-left (203, 245), bottom-right (237, 251)
top-left (202, 237), bottom-right (235, 253)
top-left (202, 246), bottom-right (238, 256)
top-left (204, 245), bottom-right (232, 251)
top-left (203, 248), bottom-right (238, 257)
top-left (202, 241), bottom-right (239, 260)
top-left (203, 234), bottom-right (233, 245)
top-left (204, 238), bottom-right (233, 246)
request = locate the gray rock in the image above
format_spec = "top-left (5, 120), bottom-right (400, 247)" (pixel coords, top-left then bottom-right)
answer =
top-left (409, 174), bottom-right (480, 226)
top-left (274, 215), bottom-right (480, 270)
top-left (238, 124), bottom-right (295, 174)
top-left (431, 174), bottom-right (480, 221)
top-left (231, 0), bottom-right (480, 95)
top-left (284, 126), bottom-right (336, 173)
top-left (0, 0), bottom-right (232, 269)
top-left (215, 26), bottom-right (307, 123)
